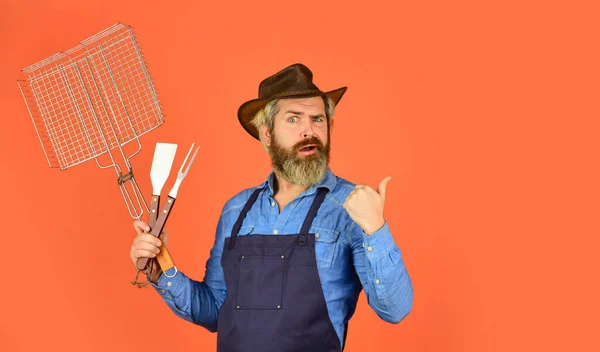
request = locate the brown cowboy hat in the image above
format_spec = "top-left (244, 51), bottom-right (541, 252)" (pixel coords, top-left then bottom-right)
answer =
top-left (237, 63), bottom-right (347, 140)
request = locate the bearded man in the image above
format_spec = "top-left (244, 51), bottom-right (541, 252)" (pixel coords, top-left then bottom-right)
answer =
top-left (130, 63), bottom-right (413, 352)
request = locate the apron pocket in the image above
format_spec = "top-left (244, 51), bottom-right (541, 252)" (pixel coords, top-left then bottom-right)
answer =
top-left (236, 255), bottom-right (285, 309)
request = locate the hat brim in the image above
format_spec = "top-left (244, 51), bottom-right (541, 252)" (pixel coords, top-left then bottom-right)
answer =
top-left (237, 86), bottom-right (347, 141)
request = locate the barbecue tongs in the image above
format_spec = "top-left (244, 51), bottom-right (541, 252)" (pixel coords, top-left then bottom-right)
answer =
top-left (136, 142), bottom-right (199, 277)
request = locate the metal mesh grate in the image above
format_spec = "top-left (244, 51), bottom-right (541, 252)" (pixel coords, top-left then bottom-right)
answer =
top-left (18, 23), bottom-right (164, 170)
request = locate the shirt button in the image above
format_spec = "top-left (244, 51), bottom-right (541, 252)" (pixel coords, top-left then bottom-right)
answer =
top-left (160, 289), bottom-right (166, 293)
top-left (167, 281), bottom-right (172, 287)
top-left (271, 201), bottom-right (275, 207)
top-left (376, 279), bottom-right (380, 284)
top-left (273, 229), bottom-right (279, 234)
top-left (315, 233), bottom-right (320, 238)
top-left (367, 246), bottom-right (373, 252)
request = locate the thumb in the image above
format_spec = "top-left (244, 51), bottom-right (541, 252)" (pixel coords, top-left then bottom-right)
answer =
top-left (377, 176), bottom-right (392, 200)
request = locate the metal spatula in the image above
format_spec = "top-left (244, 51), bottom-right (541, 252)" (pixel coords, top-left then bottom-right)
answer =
top-left (138, 143), bottom-right (199, 272)
top-left (148, 143), bottom-right (178, 227)
top-left (136, 142), bottom-right (177, 271)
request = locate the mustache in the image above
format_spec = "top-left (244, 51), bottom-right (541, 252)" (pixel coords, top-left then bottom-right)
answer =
top-left (294, 137), bottom-right (325, 151)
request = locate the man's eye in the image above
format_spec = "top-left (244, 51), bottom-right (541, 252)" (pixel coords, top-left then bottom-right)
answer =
top-left (288, 116), bottom-right (298, 122)
top-left (313, 117), bottom-right (323, 122)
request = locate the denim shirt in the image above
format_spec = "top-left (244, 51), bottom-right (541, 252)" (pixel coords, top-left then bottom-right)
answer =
top-left (151, 168), bottom-right (413, 348)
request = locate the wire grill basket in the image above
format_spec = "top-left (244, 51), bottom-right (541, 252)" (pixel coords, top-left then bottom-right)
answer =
top-left (18, 23), bottom-right (165, 218)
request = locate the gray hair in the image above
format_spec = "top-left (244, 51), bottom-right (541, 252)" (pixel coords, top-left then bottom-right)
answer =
top-left (251, 96), bottom-right (336, 150)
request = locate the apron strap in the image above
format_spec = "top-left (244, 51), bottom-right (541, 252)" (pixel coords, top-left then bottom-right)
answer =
top-left (229, 186), bottom-right (329, 249)
top-left (299, 188), bottom-right (329, 234)
top-left (228, 187), bottom-right (262, 249)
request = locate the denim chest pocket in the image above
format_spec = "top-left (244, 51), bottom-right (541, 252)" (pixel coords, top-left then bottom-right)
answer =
top-left (312, 227), bottom-right (341, 269)
top-left (237, 225), bottom-right (254, 236)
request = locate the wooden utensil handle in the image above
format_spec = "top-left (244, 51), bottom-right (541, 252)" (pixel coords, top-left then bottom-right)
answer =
top-left (136, 196), bottom-right (176, 272)
top-left (151, 196), bottom-right (175, 238)
top-left (156, 242), bottom-right (175, 272)
top-left (135, 242), bottom-right (176, 276)
top-left (136, 195), bottom-right (160, 271)
top-left (148, 194), bottom-right (160, 228)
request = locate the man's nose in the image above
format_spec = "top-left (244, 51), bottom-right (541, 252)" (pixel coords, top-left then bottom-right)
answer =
top-left (301, 119), bottom-right (315, 138)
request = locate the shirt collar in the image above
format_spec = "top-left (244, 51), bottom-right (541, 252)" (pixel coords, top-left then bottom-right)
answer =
top-left (259, 168), bottom-right (337, 196)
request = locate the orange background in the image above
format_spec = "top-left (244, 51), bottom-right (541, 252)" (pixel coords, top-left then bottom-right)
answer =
top-left (1, 1), bottom-right (599, 351)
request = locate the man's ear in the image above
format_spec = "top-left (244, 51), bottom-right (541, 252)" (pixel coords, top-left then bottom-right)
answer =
top-left (260, 125), bottom-right (272, 147)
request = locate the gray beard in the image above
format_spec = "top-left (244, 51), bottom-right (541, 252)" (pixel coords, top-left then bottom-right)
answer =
top-left (269, 133), bottom-right (330, 188)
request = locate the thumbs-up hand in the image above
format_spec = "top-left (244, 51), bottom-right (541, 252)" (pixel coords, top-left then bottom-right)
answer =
top-left (343, 176), bottom-right (392, 235)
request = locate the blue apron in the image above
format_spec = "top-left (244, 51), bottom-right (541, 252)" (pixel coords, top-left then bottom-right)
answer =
top-left (218, 187), bottom-right (342, 352)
